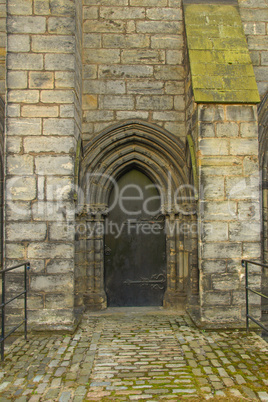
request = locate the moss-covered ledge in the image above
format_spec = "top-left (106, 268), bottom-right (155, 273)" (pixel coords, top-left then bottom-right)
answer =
top-left (183, 1), bottom-right (260, 103)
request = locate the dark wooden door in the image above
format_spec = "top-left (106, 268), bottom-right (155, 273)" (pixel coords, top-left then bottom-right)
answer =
top-left (104, 169), bottom-right (166, 307)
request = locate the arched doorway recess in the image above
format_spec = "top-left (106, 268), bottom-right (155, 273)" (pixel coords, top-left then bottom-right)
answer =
top-left (76, 120), bottom-right (197, 310)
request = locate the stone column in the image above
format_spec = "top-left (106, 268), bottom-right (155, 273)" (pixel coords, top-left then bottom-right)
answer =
top-left (197, 104), bottom-right (262, 328)
top-left (5, 0), bottom-right (82, 330)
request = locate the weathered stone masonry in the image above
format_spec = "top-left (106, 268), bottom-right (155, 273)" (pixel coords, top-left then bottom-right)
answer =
top-left (1, 0), bottom-right (268, 330)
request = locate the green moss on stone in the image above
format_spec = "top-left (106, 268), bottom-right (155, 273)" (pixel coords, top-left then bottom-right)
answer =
top-left (184, 4), bottom-right (260, 104)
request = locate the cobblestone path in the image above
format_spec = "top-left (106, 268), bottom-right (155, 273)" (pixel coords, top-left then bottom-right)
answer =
top-left (0, 308), bottom-right (268, 401)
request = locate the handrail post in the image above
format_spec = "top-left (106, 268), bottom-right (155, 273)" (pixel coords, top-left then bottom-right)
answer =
top-left (1, 265), bottom-right (4, 361)
top-left (244, 260), bottom-right (249, 332)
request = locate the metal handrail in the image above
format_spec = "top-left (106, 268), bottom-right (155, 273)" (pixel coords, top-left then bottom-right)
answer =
top-left (242, 259), bottom-right (268, 334)
top-left (0, 262), bottom-right (30, 361)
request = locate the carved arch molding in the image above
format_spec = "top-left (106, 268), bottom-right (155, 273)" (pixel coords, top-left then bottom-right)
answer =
top-left (75, 120), bottom-right (198, 310)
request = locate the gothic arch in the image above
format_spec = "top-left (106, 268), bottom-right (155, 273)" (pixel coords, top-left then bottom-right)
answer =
top-left (80, 120), bottom-right (189, 214)
top-left (75, 121), bottom-right (197, 310)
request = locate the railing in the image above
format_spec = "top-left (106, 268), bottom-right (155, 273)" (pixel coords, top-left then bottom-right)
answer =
top-left (0, 262), bottom-right (30, 361)
top-left (242, 259), bottom-right (268, 334)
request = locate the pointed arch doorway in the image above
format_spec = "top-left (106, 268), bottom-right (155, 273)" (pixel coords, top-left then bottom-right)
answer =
top-left (104, 168), bottom-right (166, 307)
top-left (77, 120), bottom-right (196, 311)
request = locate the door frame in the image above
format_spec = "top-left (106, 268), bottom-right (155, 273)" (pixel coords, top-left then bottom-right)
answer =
top-left (76, 121), bottom-right (198, 310)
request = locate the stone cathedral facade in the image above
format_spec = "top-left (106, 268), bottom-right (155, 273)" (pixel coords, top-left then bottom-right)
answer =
top-left (0, 0), bottom-right (267, 331)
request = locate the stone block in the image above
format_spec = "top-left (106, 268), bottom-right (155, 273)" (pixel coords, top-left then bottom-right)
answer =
top-left (7, 104), bottom-right (20, 118)
top-left (43, 118), bottom-right (74, 136)
top-left (154, 65), bottom-right (184, 80)
top-left (50, 0), bottom-right (75, 16)
top-left (7, 53), bottom-right (43, 70)
top-left (84, 6), bottom-right (98, 19)
top-left (230, 139), bottom-right (258, 155)
top-left (8, 118), bottom-right (41, 136)
top-left (83, 33), bottom-right (101, 48)
top-left (8, 0), bottom-right (32, 15)
top-left (146, 7), bottom-right (182, 20)
top-left (46, 259), bottom-right (74, 274)
top-left (40, 89), bottom-right (74, 103)
top-left (199, 138), bottom-right (229, 156)
top-left (83, 49), bottom-right (120, 64)
top-left (45, 54), bottom-right (75, 70)
top-left (229, 221), bottom-right (260, 241)
top-left (164, 122), bottom-right (185, 137)
top-left (203, 292), bottom-right (231, 306)
top-left (7, 71), bottom-right (27, 89)
top-left (166, 50), bottom-right (183, 65)
top-left (103, 33), bottom-right (150, 49)
top-left (83, 80), bottom-right (125, 95)
top-left (242, 242), bottom-right (261, 259)
top-left (6, 176), bottom-right (36, 201)
top-left (7, 137), bottom-right (21, 153)
top-left (100, 95), bottom-right (134, 110)
top-left (7, 154), bottom-right (34, 175)
top-left (35, 155), bottom-right (74, 175)
top-left (136, 95), bottom-right (173, 110)
top-left (49, 222), bottom-right (74, 241)
top-left (216, 122), bottom-right (239, 137)
top-left (29, 72), bottom-right (54, 89)
top-left (202, 306), bottom-right (241, 323)
top-left (116, 111), bottom-right (149, 120)
top-left (153, 111), bottom-right (184, 121)
top-left (84, 19), bottom-right (124, 33)
top-left (60, 105), bottom-right (75, 117)
top-left (28, 242), bottom-right (74, 259)
top-left (238, 201), bottom-right (260, 221)
top-left (151, 35), bottom-right (183, 50)
top-left (165, 81), bottom-right (184, 94)
top-left (34, 0), bottom-right (50, 15)
top-left (202, 242), bottom-right (242, 259)
top-left (100, 7), bottom-right (145, 19)
top-left (32, 201), bottom-right (69, 221)
top-left (99, 65), bottom-right (153, 79)
top-left (83, 110), bottom-right (114, 122)
top-left (240, 122), bottom-right (258, 138)
top-left (226, 176), bottom-right (259, 200)
top-left (121, 49), bottom-right (164, 64)
top-left (5, 243), bottom-right (25, 259)
top-left (8, 90), bottom-right (39, 103)
top-left (201, 222), bottom-right (228, 242)
top-left (45, 293), bottom-right (73, 309)
top-left (6, 222), bottom-right (47, 241)
top-left (8, 16), bottom-right (46, 34)
top-left (226, 105), bottom-right (256, 122)
top-left (127, 81), bottom-right (164, 94)
top-left (136, 21), bottom-right (180, 34)
top-left (22, 105), bottom-right (58, 117)
top-left (30, 274), bottom-right (73, 292)
top-left (202, 176), bottom-right (225, 199)
top-left (83, 94), bottom-right (98, 110)
top-left (48, 17), bottom-right (75, 34)
top-left (24, 136), bottom-right (75, 154)
top-left (8, 34), bottom-right (30, 52)
top-left (32, 35), bottom-right (75, 53)
top-left (55, 71), bottom-right (75, 88)
top-left (6, 200), bottom-right (32, 221)
top-left (199, 105), bottom-right (224, 122)
top-left (201, 260), bottom-right (226, 274)
top-left (28, 296), bottom-right (44, 310)
top-left (46, 176), bottom-right (73, 200)
top-left (202, 201), bottom-right (237, 221)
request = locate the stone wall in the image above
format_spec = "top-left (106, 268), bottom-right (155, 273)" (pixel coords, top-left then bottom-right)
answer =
top-left (239, 0), bottom-right (268, 98)
top-left (197, 104), bottom-right (261, 327)
top-left (5, 0), bottom-right (81, 330)
top-left (82, 0), bottom-right (185, 142)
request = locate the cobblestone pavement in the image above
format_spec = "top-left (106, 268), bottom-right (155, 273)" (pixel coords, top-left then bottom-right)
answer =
top-left (0, 308), bottom-right (268, 401)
